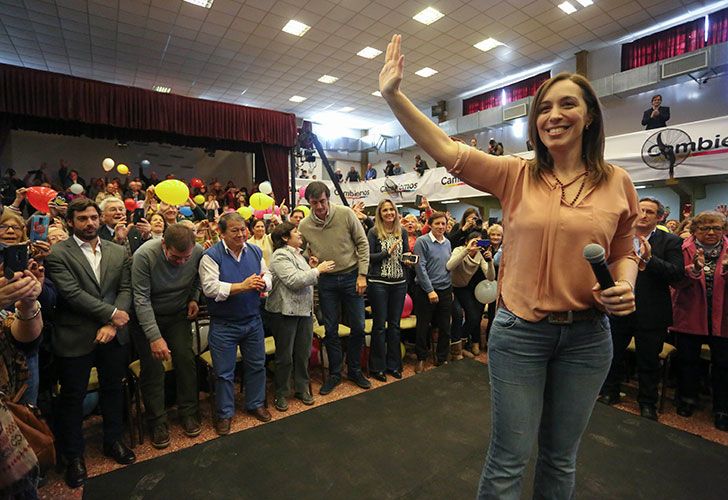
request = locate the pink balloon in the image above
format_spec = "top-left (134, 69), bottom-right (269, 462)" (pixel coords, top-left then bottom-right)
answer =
top-left (273, 205), bottom-right (280, 216)
top-left (401, 294), bottom-right (413, 318)
top-left (309, 339), bottom-right (320, 367)
top-left (254, 209), bottom-right (265, 219)
top-left (263, 206), bottom-right (273, 214)
top-left (298, 186), bottom-right (306, 199)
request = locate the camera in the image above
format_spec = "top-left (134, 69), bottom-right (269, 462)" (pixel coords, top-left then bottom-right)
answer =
top-left (475, 218), bottom-right (483, 226)
top-left (1, 243), bottom-right (29, 279)
top-left (401, 253), bottom-right (419, 264)
top-left (476, 239), bottom-right (491, 248)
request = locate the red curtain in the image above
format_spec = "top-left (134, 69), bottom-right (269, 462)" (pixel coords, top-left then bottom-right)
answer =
top-left (621, 18), bottom-right (705, 71)
top-left (260, 144), bottom-right (291, 209)
top-left (708, 8), bottom-right (728, 45)
top-left (463, 71), bottom-right (550, 116)
top-left (0, 64), bottom-right (297, 148)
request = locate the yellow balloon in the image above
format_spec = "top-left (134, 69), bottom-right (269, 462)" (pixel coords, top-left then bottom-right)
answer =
top-left (155, 179), bottom-right (190, 206)
top-left (294, 205), bottom-right (310, 217)
top-left (249, 192), bottom-right (267, 211)
top-left (237, 206), bottom-right (253, 219)
top-left (117, 164), bottom-right (129, 175)
top-left (194, 194), bottom-right (205, 205)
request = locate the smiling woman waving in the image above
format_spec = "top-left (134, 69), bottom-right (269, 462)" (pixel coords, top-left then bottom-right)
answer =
top-left (379, 34), bottom-right (640, 499)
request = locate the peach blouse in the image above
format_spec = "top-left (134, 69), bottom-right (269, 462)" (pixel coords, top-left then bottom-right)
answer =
top-left (448, 143), bottom-right (639, 322)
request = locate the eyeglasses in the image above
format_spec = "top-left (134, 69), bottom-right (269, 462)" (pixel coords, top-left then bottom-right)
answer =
top-left (696, 225), bottom-right (725, 232)
top-left (0, 224), bottom-right (23, 232)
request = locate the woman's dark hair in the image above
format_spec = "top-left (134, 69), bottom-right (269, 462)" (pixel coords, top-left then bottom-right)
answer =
top-left (467, 231), bottom-right (481, 242)
top-left (271, 221), bottom-right (296, 250)
top-left (66, 198), bottom-right (101, 222)
top-left (248, 218), bottom-right (266, 232)
top-left (460, 207), bottom-right (480, 227)
top-left (527, 72), bottom-right (612, 186)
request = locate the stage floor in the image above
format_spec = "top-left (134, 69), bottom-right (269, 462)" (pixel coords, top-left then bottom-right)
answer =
top-left (84, 360), bottom-right (728, 499)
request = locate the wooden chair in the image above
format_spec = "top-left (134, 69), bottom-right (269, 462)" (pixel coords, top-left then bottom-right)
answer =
top-left (126, 358), bottom-right (174, 447)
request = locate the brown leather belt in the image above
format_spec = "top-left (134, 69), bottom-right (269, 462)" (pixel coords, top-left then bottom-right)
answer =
top-left (547, 309), bottom-right (599, 325)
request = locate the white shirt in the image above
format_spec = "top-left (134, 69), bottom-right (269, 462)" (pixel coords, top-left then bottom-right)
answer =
top-left (199, 239), bottom-right (272, 302)
top-left (73, 234), bottom-right (102, 284)
top-left (428, 231), bottom-right (447, 244)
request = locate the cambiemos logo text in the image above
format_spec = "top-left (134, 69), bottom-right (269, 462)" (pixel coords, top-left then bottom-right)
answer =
top-left (440, 174), bottom-right (464, 187)
top-left (380, 181), bottom-right (418, 193)
top-left (335, 188), bottom-right (370, 200)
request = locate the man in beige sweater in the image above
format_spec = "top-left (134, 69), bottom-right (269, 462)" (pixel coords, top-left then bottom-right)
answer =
top-left (298, 182), bottom-right (371, 394)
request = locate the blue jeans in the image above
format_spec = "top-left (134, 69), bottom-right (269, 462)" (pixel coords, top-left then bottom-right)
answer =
top-left (318, 270), bottom-right (365, 378)
top-left (208, 316), bottom-right (266, 418)
top-left (454, 286), bottom-right (485, 345)
top-left (367, 281), bottom-right (407, 372)
top-left (477, 307), bottom-right (612, 500)
top-left (19, 351), bottom-right (39, 405)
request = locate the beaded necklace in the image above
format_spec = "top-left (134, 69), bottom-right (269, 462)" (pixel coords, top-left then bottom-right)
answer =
top-left (550, 170), bottom-right (588, 207)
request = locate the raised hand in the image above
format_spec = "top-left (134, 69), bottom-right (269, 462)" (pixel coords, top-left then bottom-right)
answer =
top-left (379, 34), bottom-right (404, 98)
top-left (693, 247), bottom-right (705, 274)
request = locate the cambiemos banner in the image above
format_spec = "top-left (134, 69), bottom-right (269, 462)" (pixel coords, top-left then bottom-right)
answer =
top-left (295, 116), bottom-right (728, 206)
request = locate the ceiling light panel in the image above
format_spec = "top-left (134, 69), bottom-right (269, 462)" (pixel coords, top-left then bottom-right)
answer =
top-left (415, 67), bottom-right (438, 78)
top-left (371, 91), bottom-right (382, 97)
top-left (153, 85), bottom-right (171, 93)
top-left (282, 20), bottom-right (311, 37)
top-left (183, 0), bottom-right (213, 7)
top-left (558, 2), bottom-right (578, 14)
top-left (289, 95), bottom-right (307, 102)
top-left (576, 0), bottom-right (594, 6)
top-left (339, 107), bottom-right (355, 112)
top-left (413, 7), bottom-right (445, 25)
top-left (357, 47), bottom-right (383, 59)
top-left (318, 75), bottom-right (339, 84)
top-left (474, 38), bottom-right (505, 52)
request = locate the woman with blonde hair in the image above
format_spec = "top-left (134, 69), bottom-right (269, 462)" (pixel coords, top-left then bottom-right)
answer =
top-left (380, 35), bottom-right (639, 498)
top-left (366, 199), bottom-right (410, 381)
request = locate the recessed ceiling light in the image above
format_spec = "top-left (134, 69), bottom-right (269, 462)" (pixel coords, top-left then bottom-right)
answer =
top-left (153, 85), bottom-right (171, 93)
top-left (415, 67), bottom-right (438, 78)
top-left (357, 47), bottom-right (382, 59)
top-left (339, 107), bottom-right (355, 112)
top-left (372, 90), bottom-right (382, 97)
top-left (440, 199), bottom-right (460, 204)
top-left (282, 20), bottom-right (310, 37)
top-left (289, 95), bottom-right (307, 103)
top-left (474, 37), bottom-right (505, 52)
top-left (413, 7), bottom-right (444, 25)
top-left (558, 2), bottom-right (577, 14)
top-left (635, 185), bottom-right (647, 189)
top-left (318, 75), bottom-right (339, 84)
top-left (183, 0), bottom-right (213, 8)
top-left (576, 0), bottom-right (593, 6)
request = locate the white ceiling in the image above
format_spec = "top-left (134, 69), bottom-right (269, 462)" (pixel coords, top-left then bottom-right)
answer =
top-left (0, 0), bottom-right (719, 129)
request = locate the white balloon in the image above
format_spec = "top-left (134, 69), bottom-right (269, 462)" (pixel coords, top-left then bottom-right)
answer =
top-left (141, 160), bottom-right (151, 168)
top-left (475, 280), bottom-right (498, 304)
top-left (69, 183), bottom-right (84, 195)
top-left (259, 181), bottom-right (273, 195)
top-left (102, 158), bottom-right (115, 171)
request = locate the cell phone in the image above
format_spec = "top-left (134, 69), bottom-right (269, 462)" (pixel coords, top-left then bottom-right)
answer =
top-left (29, 214), bottom-right (50, 242)
top-left (132, 208), bottom-right (145, 224)
top-left (207, 209), bottom-right (216, 222)
top-left (415, 194), bottom-right (423, 206)
top-left (477, 239), bottom-right (491, 248)
top-left (402, 253), bottom-right (419, 264)
top-left (2, 243), bottom-right (29, 279)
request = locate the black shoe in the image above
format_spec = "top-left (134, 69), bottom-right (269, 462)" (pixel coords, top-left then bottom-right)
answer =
top-left (294, 392), bottom-right (315, 405)
top-left (64, 456), bottom-right (86, 488)
top-left (319, 376), bottom-right (341, 395)
top-left (677, 402), bottom-right (694, 417)
top-left (639, 404), bottom-right (658, 421)
top-left (715, 412), bottom-right (728, 431)
top-left (387, 369), bottom-right (402, 380)
top-left (181, 415), bottom-right (202, 437)
top-left (274, 395), bottom-right (288, 412)
top-left (151, 423), bottom-right (171, 449)
top-left (372, 371), bottom-right (387, 382)
top-left (349, 371), bottom-right (372, 389)
top-left (103, 440), bottom-right (136, 465)
top-left (598, 393), bottom-right (621, 406)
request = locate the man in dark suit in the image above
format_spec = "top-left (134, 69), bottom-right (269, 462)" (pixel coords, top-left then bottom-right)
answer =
top-left (599, 196), bottom-right (684, 420)
top-left (45, 198), bottom-right (135, 488)
top-left (98, 197), bottom-right (151, 254)
top-left (641, 94), bottom-right (670, 130)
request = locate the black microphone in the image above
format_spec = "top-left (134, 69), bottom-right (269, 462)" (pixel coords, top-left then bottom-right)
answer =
top-left (583, 243), bottom-right (615, 290)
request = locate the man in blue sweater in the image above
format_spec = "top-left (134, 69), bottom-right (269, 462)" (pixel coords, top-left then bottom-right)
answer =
top-left (412, 212), bottom-right (452, 373)
top-left (199, 212), bottom-right (272, 435)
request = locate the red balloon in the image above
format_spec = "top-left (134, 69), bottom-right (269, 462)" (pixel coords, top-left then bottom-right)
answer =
top-left (190, 178), bottom-right (204, 189)
top-left (401, 294), bottom-right (413, 318)
top-left (26, 186), bottom-right (58, 214)
top-left (124, 198), bottom-right (137, 212)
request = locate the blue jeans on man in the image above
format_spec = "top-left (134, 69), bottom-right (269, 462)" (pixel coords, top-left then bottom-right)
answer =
top-left (208, 316), bottom-right (266, 418)
top-left (477, 307), bottom-right (612, 500)
top-left (317, 270), bottom-right (366, 379)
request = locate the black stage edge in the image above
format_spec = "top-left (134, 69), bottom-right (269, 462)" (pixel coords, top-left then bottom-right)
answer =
top-left (84, 361), bottom-right (728, 499)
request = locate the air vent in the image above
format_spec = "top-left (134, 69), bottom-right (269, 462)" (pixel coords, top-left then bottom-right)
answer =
top-left (503, 102), bottom-right (527, 121)
top-left (180, 165), bottom-right (194, 169)
top-left (169, 154), bottom-right (185, 159)
top-left (144, 152), bottom-right (160, 157)
top-left (159, 163), bottom-right (173, 168)
top-left (661, 50), bottom-right (708, 79)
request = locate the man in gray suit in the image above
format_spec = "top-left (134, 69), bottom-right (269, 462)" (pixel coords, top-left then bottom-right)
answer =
top-left (45, 198), bottom-right (135, 488)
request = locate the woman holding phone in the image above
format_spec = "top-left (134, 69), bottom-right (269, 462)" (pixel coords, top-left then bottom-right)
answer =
top-left (379, 35), bottom-right (639, 498)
